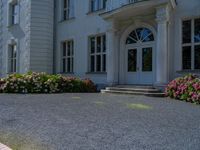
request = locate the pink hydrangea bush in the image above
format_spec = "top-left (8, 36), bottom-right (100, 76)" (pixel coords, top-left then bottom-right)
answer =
top-left (165, 74), bottom-right (200, 104)
top-left (0, 72), bottom-right (97, 93)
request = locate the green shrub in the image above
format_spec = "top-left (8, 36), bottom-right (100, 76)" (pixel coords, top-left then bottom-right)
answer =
top-left (165, 74), bottom-right (200, 104)
top-left (0, 72), bottom-right (97, 93)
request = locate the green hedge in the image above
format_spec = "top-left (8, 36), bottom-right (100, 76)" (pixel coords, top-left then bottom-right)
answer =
top-left (0, 72), bottom-right (97, 93)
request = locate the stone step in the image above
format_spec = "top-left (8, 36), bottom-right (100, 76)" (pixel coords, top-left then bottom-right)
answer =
top-left (115, 85), bottom-right (155, 89)
top-left (101, 90), bottom-right (166, 97)
top-left (106, 87), bottom-right (160, 93)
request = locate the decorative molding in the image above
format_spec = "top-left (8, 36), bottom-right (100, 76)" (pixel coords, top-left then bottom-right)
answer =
top-left (156, 5), bottom-right (170, 23)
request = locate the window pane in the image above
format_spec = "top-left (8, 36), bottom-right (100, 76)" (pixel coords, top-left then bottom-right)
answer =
top-left (103, 35), bottom-right (106, 52)
top-left (14, 59), bottom-right (17, 72)
top-left (71, 58), bottom-right (74, 72)
top-left (11, 59), bottom-right (13, 72)
top-left (62, 59), bottom-right (66, 72)
top-left (126, 37), bottom-right (136, 44)
top-left (142, 47), bottom-right (152, 71)
top-left (96, 55), bottom-right (101, 72)
top-left (136, 28), bottom-right (143, 41)
top-left (194, 18), bottom-right (200, 43)
top-left (91, 56), bottom-right (95, 72)
top-left (103, 54), bottom-right (106, 72)
top-left (67, 58), bottom-right (71, 72)
top-left (182, 46), bottom-right (191, 70)
top-left (63, 42), bottom-right (66, 56)
top-left (90, 37), bottom-right (95, 54)
top-left (67, 41), bottom-right (71, 56)
top-left (128, 49), bottom-right (137, 72)
top-left (97, 36), bottom-right (101, 53)
top-left (182, 20), bottom-right (191, 44)
top-left (72, 41), bottom-right (74, 55)
top-left (129, 31), bottom-right (138, 41)
top-left (195, 45), bottom-right (200, 69)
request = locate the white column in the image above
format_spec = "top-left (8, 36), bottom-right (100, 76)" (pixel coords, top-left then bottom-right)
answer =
top-left (155, 5), bottom-right (169, 86)
top-left (106, 20), bottom-right (119, 85)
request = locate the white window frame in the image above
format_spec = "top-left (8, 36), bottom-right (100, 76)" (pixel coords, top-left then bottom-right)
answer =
top-left (7, 0), bottom-right (19, 26)
top-left (89, 34), bottom-right (106, 73)
top-left (90, 0), bottom-right (106, 12)
top-left (61, 40), bottom-right (74, 73)
top-left (8, 44), bottom-right (17, 73)
top-left (182, 17), bottom-right (200, 70)
top-left (62, 0), bottom-right (74, 20)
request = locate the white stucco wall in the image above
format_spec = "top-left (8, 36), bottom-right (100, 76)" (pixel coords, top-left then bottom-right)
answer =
top-left (171, 0), bottom-right (200, 79)
top-left (55, 0), bottom-right (109, 84)
top-left (29, 0), bottom-right (54, 73)
top-left (0, 0), bottom-right (31, 77)
top-left (0, 0), bottom-right (199, 84)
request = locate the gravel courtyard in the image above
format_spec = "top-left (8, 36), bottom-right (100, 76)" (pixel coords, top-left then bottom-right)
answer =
top-left (0, 93), bottom-right (200, 150)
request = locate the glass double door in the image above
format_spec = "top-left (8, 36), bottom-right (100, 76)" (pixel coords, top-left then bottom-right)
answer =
top-left (126, 46), bottom-right (154, 85)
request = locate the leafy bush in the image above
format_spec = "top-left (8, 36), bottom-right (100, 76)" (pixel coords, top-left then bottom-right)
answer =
top-left (0, 72), bottom-right (96, 93)
top-left (165, 74), bottom-right (200, 104)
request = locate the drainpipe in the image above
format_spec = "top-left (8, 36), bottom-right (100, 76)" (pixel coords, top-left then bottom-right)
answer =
top-left (53, 0), bottom-right (56, 74)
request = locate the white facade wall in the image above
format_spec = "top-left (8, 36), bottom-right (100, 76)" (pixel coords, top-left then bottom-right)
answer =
top-left (0, 0), bottom-right (31, 76)
top-left (0, 0), bottom-right (200, 85)
top-left (55, 0), bottom-right (109, 84)
top-left (30, 0), bottom-right (54, 73)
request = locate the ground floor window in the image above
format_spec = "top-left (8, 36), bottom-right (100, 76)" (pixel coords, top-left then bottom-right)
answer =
top-left (8, 44), bottom-right (17, 73)
top-left (89, 34), bottom-right (106, 73)
top-left (182, 18), bottom-right (200, 70)
top-left (62, 40), bottom-right (74, 73)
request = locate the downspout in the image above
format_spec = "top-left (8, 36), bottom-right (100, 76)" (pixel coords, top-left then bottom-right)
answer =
top-left (53, 0), bottom-right (56, 74)
top-left (0, 0), bottom-right (3, 76)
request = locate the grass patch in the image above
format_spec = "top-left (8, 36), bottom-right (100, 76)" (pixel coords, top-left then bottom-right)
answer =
top-left (126, 103), bottom-right (152, 110)
top-left (0, 131), bottom-right (48, 150)
top-left (93, 101), bottom-right (105, 105)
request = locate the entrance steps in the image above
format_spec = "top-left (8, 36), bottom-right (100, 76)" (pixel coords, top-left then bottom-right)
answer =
top-left (101, 85), bottom-right (166, 97)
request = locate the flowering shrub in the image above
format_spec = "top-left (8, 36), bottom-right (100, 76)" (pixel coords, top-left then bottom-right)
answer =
top-left (0, 72), bottom-right (96, 93)
top-left (165, 74), bottom-right (200, 104)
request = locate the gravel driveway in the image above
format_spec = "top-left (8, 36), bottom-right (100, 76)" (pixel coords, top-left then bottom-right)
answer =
top-left (0, 93), bottom-right (199, 150)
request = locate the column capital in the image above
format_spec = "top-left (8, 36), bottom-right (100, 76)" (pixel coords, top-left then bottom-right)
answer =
top-left (156, 5), bottom-right (170, 23)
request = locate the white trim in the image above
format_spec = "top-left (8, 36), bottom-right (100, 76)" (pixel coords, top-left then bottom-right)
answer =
top-left (119, 22), bottom-right (157, 84)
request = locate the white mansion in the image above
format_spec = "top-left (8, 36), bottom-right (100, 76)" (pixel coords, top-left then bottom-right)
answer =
top-left (0, 0), bottom-right (200, 87)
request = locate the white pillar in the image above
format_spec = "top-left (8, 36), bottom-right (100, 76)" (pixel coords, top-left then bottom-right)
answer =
top-left (106, 20), bottom-right (119, 85)
top-left (155, 5), bottom-right (169, 86)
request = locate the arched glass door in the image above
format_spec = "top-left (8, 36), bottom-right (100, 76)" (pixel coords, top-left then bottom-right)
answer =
top-left (125, 27), bottom-right (155, 85)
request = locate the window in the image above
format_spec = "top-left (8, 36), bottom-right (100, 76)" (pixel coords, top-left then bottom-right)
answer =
top-left (63, 0), bottom-right (74, 20)
top-left (11, 3), bottom-right (18, 25)
top-left (89, 34), bottom-right (106, 72)
top-left (8, 0), bottom-right (19, 26)
top-left (9, 44), bottom-right (17, 73)
top-left (62, 40), bottom-right (74, 73)
top-left (182, 18), bottom-right (200, 70)
top-left (90, 0), bottom-right (107, 12)
top-left (126, 28), bottom-right (154, 44)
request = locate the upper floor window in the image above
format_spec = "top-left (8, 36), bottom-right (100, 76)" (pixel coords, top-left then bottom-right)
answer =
top-left (8, 1), bottom-right (19, 26)
top-left (90, 0), bottom-right (107, 12)
top-left (11, 3), bottom-right (18, 25)
top-left (62, 40), bottom-right (74, 73)
top-left (63, 0), bottom-right (74, 20)
top-left (89, 34), bottom-right (106, 73)
top-left (8, 44), bottom-right (17, 73)
top-left (182, 18), bottom-right (200, 70)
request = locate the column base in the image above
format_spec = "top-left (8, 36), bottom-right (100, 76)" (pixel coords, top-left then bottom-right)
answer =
top-left (154, 82), bottom-right (168, 91)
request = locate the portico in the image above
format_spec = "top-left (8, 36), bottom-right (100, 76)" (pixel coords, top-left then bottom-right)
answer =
top-left (100, 0), bottom-right (175, 87)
